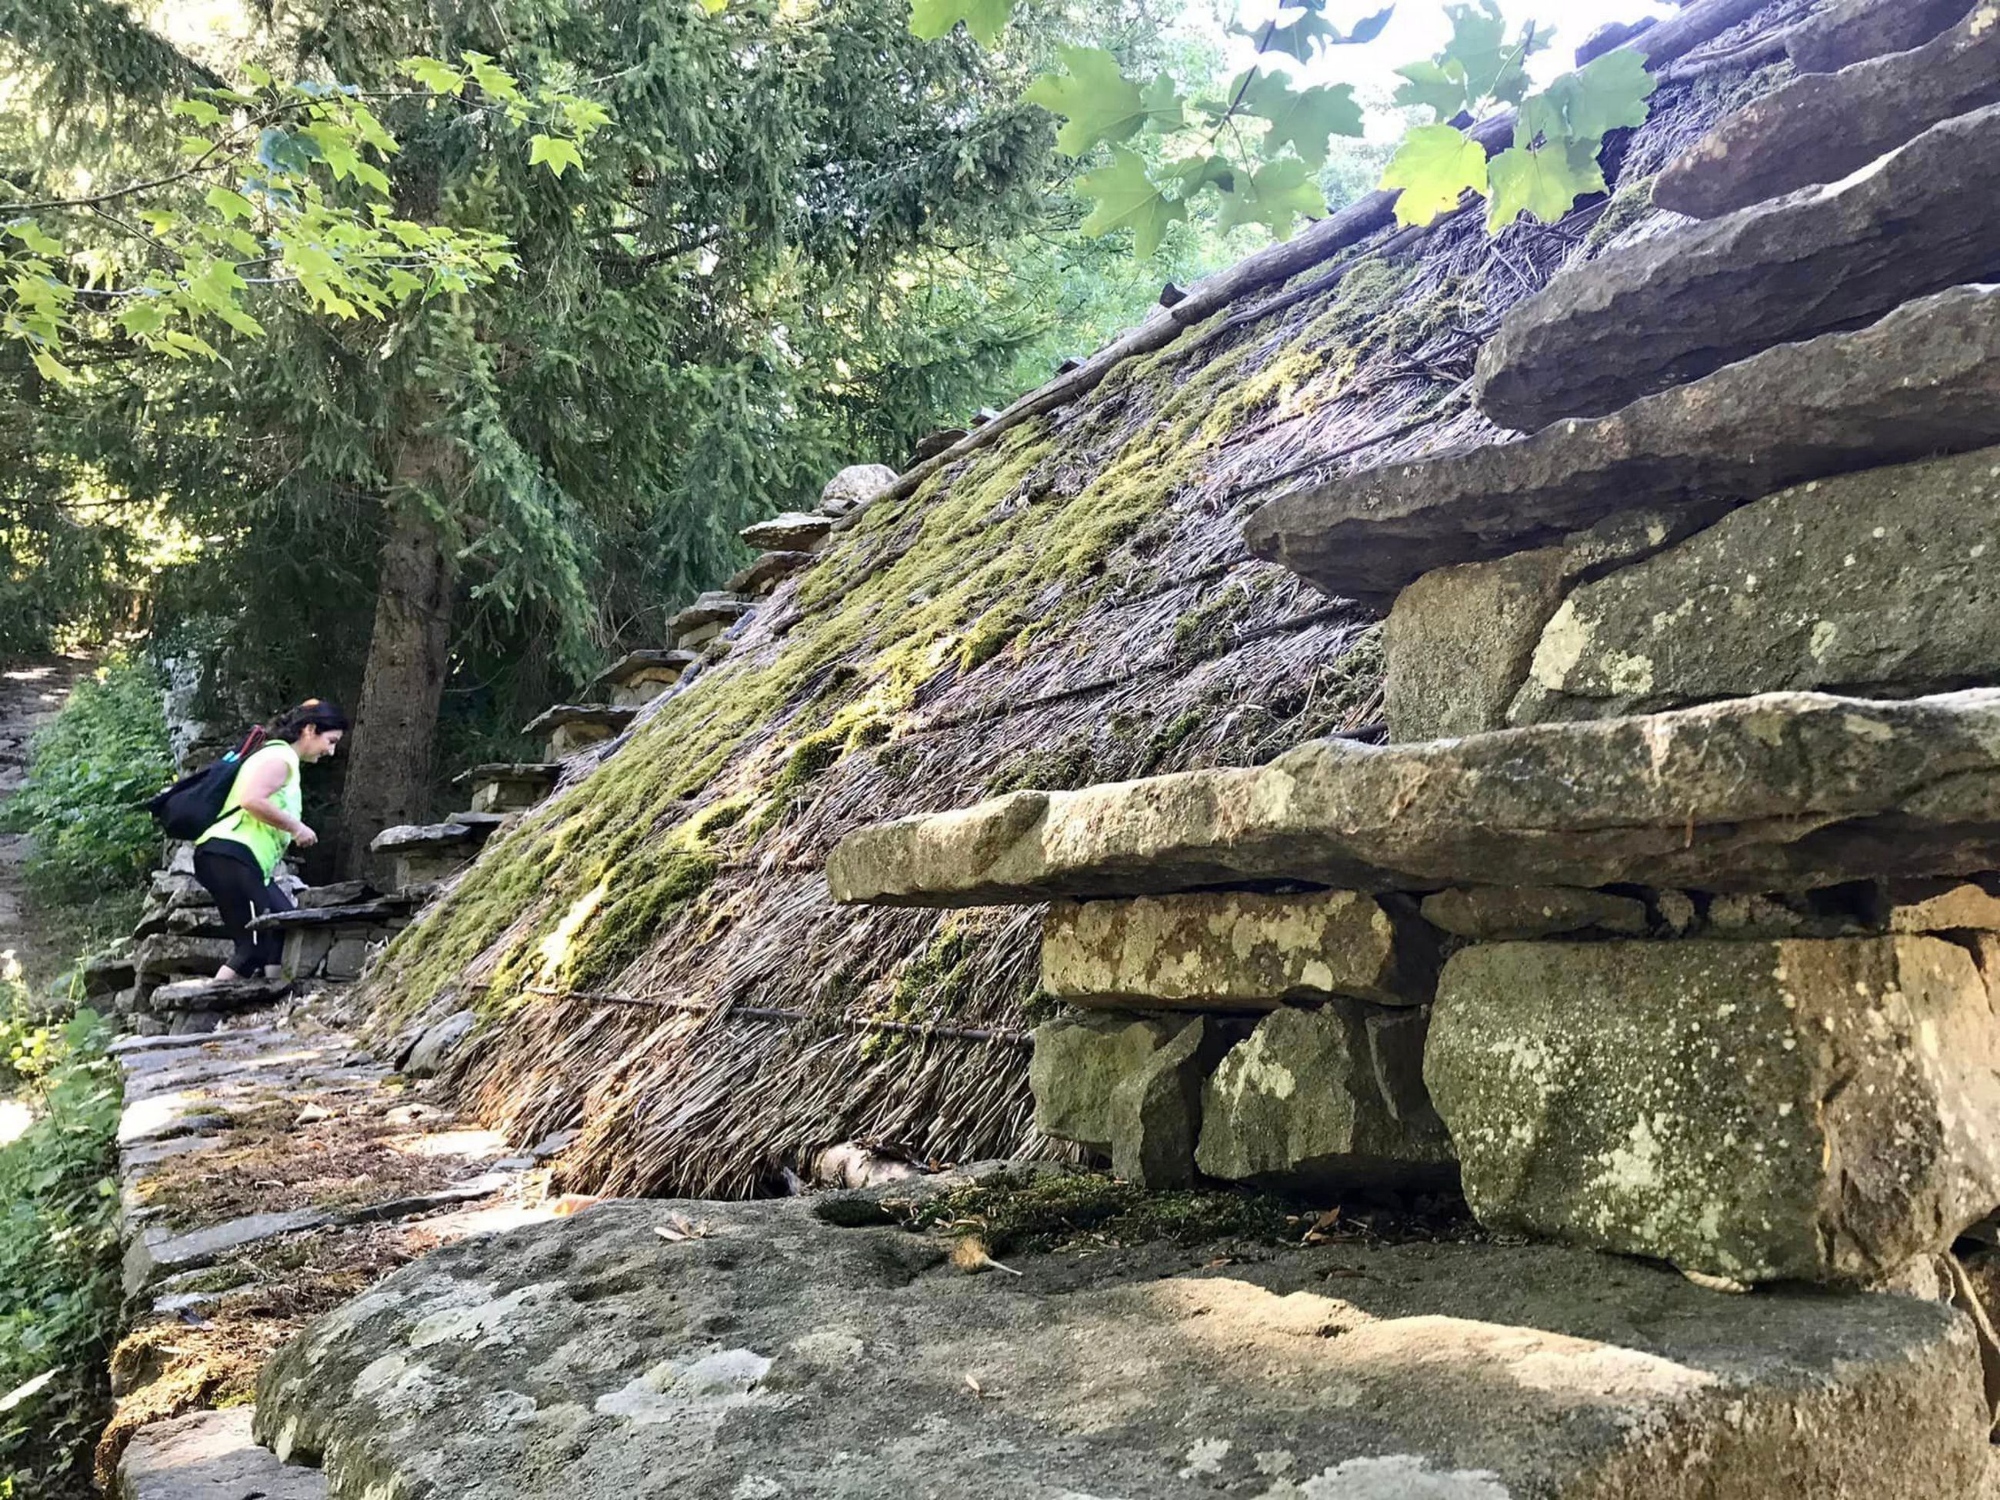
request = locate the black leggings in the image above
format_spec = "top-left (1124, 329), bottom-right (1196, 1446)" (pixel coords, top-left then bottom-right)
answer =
top-left (193, 843), bottom-right (295, 974)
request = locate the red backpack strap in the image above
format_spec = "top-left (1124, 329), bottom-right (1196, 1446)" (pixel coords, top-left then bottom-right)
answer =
top-left (237, 725), bottom-right (268, 759)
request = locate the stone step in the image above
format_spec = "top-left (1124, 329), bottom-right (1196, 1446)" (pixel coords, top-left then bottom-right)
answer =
top-left (826, 689), bottom-right (2000, 905)
top-left (248, 895), bottom-right (419, 930)
top-left (297, 880), bottom-right (375, 909)
top-left (248, 1193), bottom-right (1996, 1498)
top-left (148, 977), bottom-right (291, 1013)
top-left (1788, 0), bottom-right (1976, 73)
top-left (116, 1408), bottom-right (326, 1500)
top-left (1427, 934), bottom-right (2000, 1284)
top-left (368, 820), bottom-right (487, 854)
top-left (519, 703), bottom-right (638, 758)
top-left (1472, 103), bottom-right (2000, 433)
top-left (1657, 5), bottom-right (2000, 218)
top-left (1244, 284), bottom-right (2000, 608)
top-left (581, 650), bottom-right (699, 705)
top-left (725, 549), bottom-right (816, 597)
top-left (739, 511), bottom-right (833, 551)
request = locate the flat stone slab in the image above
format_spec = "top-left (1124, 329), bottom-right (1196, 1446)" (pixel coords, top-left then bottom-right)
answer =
top-left (453, 761), bottom-right (561, 787)
top-left (1041, 889), bottom-right (1438, 1008)
top-left (1420, 886), bottom-right (1649, 940)
top-left (739, 511), bottom-right (833, 551)
top-left (826, 689), bottom-right (2000, 904)
top-left (519, 703), bottom-right (638, 739)
top-left (116, 1407), bottom-right (326, 1500)
top-left (249, 896), bottom-right (418, 931)
top-left (251, 1195), bottom-right (1994, 1499)
top-left (1658, 5), bottom-right (2000, 218)
top-left (1473, 104), bottom-right (2000, 433)
top-left (297, 880), bottom-right (375, 908)
top-left (667, 591), bottom-right (752, 633)
top-left (1788, 0), bottom-right (1976, 73)
top-left (1509, 444), bottom-right (2000, 724)
top-left (147, 977), bottom-right (290, 1013)
top-left (368, 821), bottom-right (479, 854)
top-left (1248, 285), bottom-right (2000, 605)
top-left (125, 1207), bottom-right (335, 1294)
top-left (583, 650), bottom-right (698, 700)
top-left (726, 549), bottom-right (816, 596)
top-left (1427, 936), bottom-right (2000, 1284)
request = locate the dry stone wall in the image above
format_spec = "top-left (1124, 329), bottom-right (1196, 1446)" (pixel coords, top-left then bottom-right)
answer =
top-left (829, 7), bottom-right (2000, 1351)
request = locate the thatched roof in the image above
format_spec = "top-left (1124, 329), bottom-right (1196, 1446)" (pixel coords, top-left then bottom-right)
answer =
top-left (356, 0), bottom-right (1808, 1198)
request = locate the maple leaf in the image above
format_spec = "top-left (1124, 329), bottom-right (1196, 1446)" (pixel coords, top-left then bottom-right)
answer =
top-left (1213, 158), bottom-right (1325, 239)
top-left (1024, 46), bottom-right (1183, 158)
top-left (1515, 49), bottom-right (1656, 149)
top-left (908, 0), bottom-right (1012, 49)
top-left (1264, 3), bottom-right (1395, 62)
top-left (1485, 139), bottom-right (1605, 230)
top-left (1378, 121), bottom-right (1488, 226)
top-left (1077, 147), bottom-right (1185, 257)
top-left (1240, 73), bottom-right (1362, 169)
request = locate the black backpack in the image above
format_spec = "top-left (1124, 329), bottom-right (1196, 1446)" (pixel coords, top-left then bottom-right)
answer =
top-left (146, 726), bottom-right (268, 840)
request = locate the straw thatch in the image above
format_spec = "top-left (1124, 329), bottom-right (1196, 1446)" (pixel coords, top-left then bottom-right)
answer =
top-left (355, 3), bottom-right (1806, 1199)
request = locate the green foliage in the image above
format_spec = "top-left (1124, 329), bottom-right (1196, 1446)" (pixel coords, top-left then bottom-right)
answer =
top-left (0, 657), bottom-right (170, 910)
top-left (1380, 12), bottom-right (1656, 230)
top-left (0, 994), bottom-right (121, 1497)
top-left (903, 1166), bottom-right (1297, 1254)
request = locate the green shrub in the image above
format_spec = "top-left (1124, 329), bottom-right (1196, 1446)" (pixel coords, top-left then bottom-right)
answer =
top-left (0, 657), bottom-right (171, 909)
top-left (0, 971), bottom-right (121, 1497)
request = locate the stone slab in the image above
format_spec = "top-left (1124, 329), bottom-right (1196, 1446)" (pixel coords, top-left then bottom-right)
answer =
top-left (519, 703), bottom-right (638, 740)
top-left (250, 897), bottom-right (416, 930)
top-left (1659, 4), bottom-right (2000, 218)
top-left (297, 879), bottom-right (374, 909)
top-left (1509, 446), bottom-right (2000, 724)
top-left (1195, 1003), bottom-right (1454, 1191)
top-left (125, 1208), bottom-right (334, 1294)
top-left (667, 591), bottom-right (752, 634)
top-left (1419, 886), bottom-right (1649, 940)
top-left (1041, 889), bottom-right (1438, 1009)
top-left (1426, 936), bottom-right (2000, 1283)
top-left (1248, 285), bottom-right (2000, 605)
top-left (826, 690), bottom-right (2000, 905)
top-left (726, 550), bottom-right (816, 597)
top-left (1105, 1014), bottom-right (1222, 1189)
top-left (1788, 0), bottom-right (1976, 72)
top-left (740, 511), bottom-right (833, 551)
top-left (369, 821), bottom-right (478, 854)
top-left (1028, 1014), bottom-right (1172, 1150)
top-left (453, 761), bottom-right (560, 787)
top-left (250, 1195), bottom-right (1994, 1499)
top-left (1473, 104), bottom-right (2000, 433)
top-left (583, 650), bottom-right (699, 700)
top-left (116, 1407), bottom-right (327, 1500)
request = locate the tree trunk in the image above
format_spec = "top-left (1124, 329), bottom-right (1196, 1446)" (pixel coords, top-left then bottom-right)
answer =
top-left (338, 440), bottom-right (458, 880)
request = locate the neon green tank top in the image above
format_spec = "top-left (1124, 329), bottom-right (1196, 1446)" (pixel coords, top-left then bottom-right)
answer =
top-left (196, 741), bottom-right (301, 878)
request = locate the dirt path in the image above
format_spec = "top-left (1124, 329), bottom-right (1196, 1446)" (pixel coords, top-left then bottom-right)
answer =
top-left (0, 656), bottom-right (91, 989)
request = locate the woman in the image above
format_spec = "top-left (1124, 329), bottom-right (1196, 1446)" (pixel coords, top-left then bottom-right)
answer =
top-left (193, 699), bottom-right (348, 982)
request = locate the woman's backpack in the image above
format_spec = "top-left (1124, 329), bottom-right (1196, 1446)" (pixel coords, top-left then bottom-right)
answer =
top-left (145, 726), bottom-right (267, 840)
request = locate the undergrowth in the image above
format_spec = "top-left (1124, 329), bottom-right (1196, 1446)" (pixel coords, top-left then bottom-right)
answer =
top-left (0, 969), bottom-right (121, 1499)
top-left (0, 656), bottom-right (170, 992)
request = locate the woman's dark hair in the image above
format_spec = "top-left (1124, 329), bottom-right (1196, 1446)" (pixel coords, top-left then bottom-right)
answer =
top-left (271, 698), bottom-right (350, 741)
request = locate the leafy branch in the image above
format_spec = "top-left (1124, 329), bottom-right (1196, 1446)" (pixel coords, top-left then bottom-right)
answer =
top-left (902, 0), bottom-right (1656, 255)
top-left (2, 53), bottom-right (614, 381)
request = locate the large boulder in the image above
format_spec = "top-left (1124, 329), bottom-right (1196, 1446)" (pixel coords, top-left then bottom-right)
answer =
top-left (818, 463), bottom-right (897, 517)
top-left (1243, 284), bottom-right (2000, 606)
top-left (1657, 4), bottom-right (2000, 218)
top-left (1195, 1003), bottom-right (1454, 1191)
top-left (827, 690), bottom-right (2000, 905)
top-left (251, 1194), bottom-right (1995, 1498)
top-left (1510, 445), bottom-right (2000, 724)
top-left (1041, 889), bottom-right (1438, 1009)
top-left (1426, 936), bottom-right (2000, 1283)
top-left (1473, 104), bottom-right (2000, 432)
